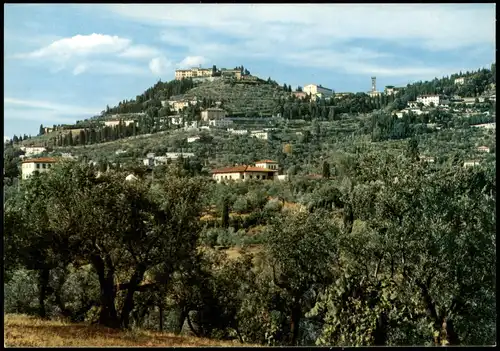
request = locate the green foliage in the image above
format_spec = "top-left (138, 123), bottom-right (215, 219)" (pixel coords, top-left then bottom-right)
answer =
top-left (4, 269), bottom-right (40, 315)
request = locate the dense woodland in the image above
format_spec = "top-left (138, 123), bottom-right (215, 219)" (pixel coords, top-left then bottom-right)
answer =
top-left (3, 64), bottom-right (496, 346)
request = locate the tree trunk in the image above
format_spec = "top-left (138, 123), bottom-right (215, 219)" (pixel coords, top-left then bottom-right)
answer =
top-left (120, 263), bottom-right (147, 329)
top-left (444, 318), bottom-right (459, 345)
top-left (159, 304), bottom-right (164, 332)
top-left (175, 305), bottom-right (187, 335)
top-left (290, 302), bottom-right (302, 346)
top-left (373, 311), bottom-right (388, 345)
top-left (37, 268), bottom-right (50, 319)
top-left (90, 254), bottom-right (119, 329)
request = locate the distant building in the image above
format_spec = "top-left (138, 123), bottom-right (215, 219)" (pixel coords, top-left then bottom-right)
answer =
top-left (477, 146), bottom-right (490, 153)
top-left (209, 119), bottom-right (233, 128)
top-left (416, 95), bottom-right (450, 106)
top-left (187, 136), bottom-right (201, 143)
top-left (104, 120), bottom-right (136, 127)
top-left (168, 99), bottom-right (197, 112)
top-left (454, 77), bottom-right (466, 85)
top-left (368, 76), bottom-right (381, 97)
top-left (220, 68), bottom-right (242, 80)
top-left (184, 121), bottom-right (199, 131)
top-left (368, 91), bottom-right (382, 98)
top-left (419, 156), bottom-right (435, 163)
top-left (21, 157), bottom-right (58, 180)
top-left (384, 86), bottom-right (399, 95)
top-left (303, 84), bottom-right (334, 98)
top-left (211, 165), bottom-right (278, 183)
top-left (250, 130), bottom-right (270, 140)
top-left (175, 67), bottom-right (213, 80)
top-left (143, 153), bottom-right (195, 167)
top-left (20, 146), bottom-right (46, 157)
top-left (165, 152), bottom-right (195, 159)
top-left (334, 92), bottom-right (352, 99)
top-left (292, 91), bottom-right (307, 99)
top-left (228, 128), bottom-right (248, 135)
top-left (463, 160), bottom-right (480, 168)
top-left (201, 108), bottom-right (226, 121)
top-left (254, 160), bottom-right (279, 170)
top-left (170, 115), bottom-right (184, 126)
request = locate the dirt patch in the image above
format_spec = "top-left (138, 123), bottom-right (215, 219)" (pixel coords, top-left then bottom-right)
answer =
top-left (4, 314), bottom-right (259, 347)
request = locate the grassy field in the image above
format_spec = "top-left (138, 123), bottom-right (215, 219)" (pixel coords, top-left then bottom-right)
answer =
top-left (4, 314), bottom-right (258, 347)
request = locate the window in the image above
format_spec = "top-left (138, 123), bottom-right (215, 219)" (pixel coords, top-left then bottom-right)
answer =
top-left (262, 175), bottom-right (266, 179)
top-left (250, 175), bottom-right (253, 179)
top-left (36, 163), bottom-right (40, 169)
top-left (256, 175), bottom-right (260, 179)
top-left (42, 163), bottom-right (46, 169)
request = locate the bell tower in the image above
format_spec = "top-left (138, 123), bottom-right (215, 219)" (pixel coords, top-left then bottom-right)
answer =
top-left (371, 76), bottom-right (377, 92)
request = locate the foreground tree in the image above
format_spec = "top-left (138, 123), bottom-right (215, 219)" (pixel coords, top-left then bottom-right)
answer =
top-left (265, 209), bottom-right (340, 345)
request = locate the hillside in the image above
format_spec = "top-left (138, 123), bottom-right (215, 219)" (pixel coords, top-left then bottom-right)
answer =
top-left (10, 62), bottom-right (496, 149)
top-left (4, 314), bottom-right (256, 347)
top-left (181, 77), bottom-right (289, 116)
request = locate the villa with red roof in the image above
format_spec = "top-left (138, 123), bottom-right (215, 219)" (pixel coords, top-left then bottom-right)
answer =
top-left (211, 160), bottom-right (279, 183)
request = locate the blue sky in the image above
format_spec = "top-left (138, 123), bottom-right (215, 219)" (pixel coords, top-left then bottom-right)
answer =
top-left (4, 4), bottom-right (496, 139)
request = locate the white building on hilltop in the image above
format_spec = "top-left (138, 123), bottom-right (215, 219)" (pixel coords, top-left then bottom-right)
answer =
top-left (303, 84), bottom-right (334, 98)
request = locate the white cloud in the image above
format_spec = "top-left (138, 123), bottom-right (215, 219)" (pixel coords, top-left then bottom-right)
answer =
top-left (13, 33), bottom-right (166, 76)
top-left (26, 33), bottom-right (131, 60)
top-left (149, 56), bottom-right (172, 76)
top-left (177, 56), bottom-right (207, 69)
top-left (103, 4), bottom-right (495, 80)
top-left (107, 4), bottom-right (495, 49)
top-left (118, 45), bottom-right (162, 59)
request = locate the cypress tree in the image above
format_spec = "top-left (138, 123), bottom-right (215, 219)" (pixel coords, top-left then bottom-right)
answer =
top-left (221, 198), bottom-right (230, 228)
top-left (322, 160), bottom-right (331, 179)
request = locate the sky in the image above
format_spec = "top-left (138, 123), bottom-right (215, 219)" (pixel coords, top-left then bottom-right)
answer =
top-left (4, 3), bottom-right (496, 139)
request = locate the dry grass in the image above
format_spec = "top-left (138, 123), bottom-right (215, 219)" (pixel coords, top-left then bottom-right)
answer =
top-left (224, 245), bottom-right (263, 260)
top-left (4, 314), bottom-right (259, 347)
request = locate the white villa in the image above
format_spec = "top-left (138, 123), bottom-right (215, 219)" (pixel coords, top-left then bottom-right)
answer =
top-left (21, 157), bottom-right (58, 180)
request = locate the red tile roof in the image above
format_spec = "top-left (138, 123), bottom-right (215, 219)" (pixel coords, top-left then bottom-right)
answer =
top-left (211, 165), bottom-right (278, 174)
top-left (22, 157), bottom-right (58, 164)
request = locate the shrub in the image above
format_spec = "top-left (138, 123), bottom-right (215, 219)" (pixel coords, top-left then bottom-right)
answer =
top-left (4, 269), bottom-right (39, 315)
top-left (263, 199), bottom-right (283, 213)
top-left (233, 196), bottom-right (250, 214)
top-left (201, 228), bottom-right (222, 247)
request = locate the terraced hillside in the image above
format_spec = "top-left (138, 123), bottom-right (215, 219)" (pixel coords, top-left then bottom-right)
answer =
top-left (182, 78), bottom-right (290, 116)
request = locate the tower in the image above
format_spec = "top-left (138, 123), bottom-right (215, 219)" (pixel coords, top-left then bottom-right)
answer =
top-left (371, 76), bottom-right (377, 92)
